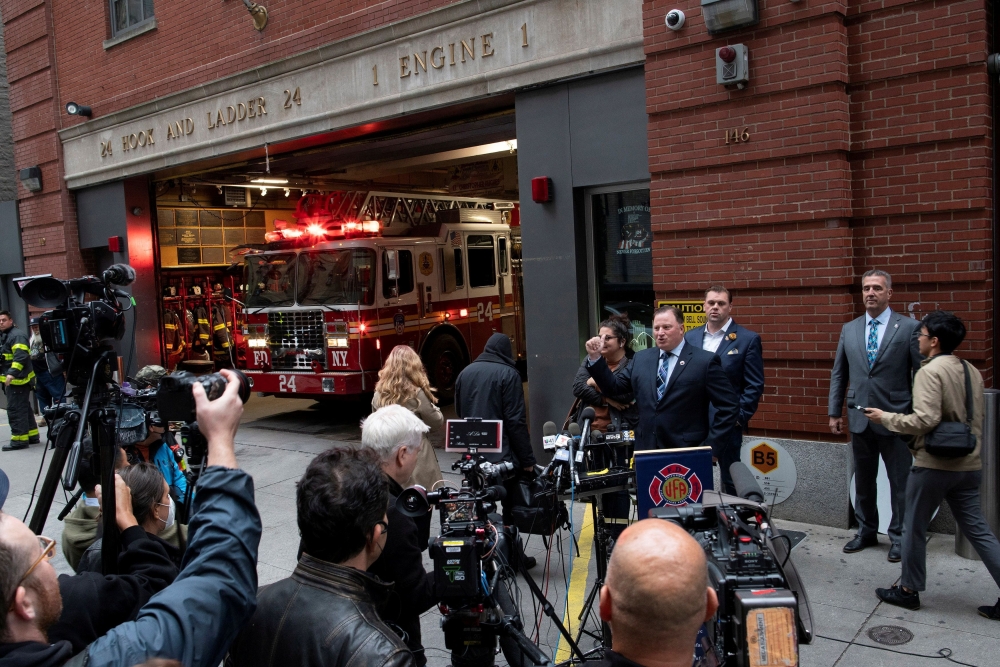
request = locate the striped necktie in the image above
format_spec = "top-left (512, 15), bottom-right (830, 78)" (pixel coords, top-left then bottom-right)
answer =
top-left (867, 319), bottom-right (880, 367)
top-left (656, 351), bottom-right (671, 400)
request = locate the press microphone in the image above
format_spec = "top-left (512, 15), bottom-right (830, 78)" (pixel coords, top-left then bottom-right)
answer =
top-left (729, 462), bottom-right (765, 503)
top-left (542, 421), bottom-right (558, 450)
top-left (103, 263), bottom-right (136, 286)
top-left (568, 422), bottom-right (581, 440)
top-left (590, 429), bottom-right (604, 445)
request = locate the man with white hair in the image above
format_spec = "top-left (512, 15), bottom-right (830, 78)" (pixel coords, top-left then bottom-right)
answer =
top-left (363, 405), bottom-right (438, 666)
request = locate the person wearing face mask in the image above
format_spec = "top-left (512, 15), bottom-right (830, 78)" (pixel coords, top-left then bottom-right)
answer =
top-left (76, 463), bottom-right (188, 572)
top-left (13, 471), bottom-right (180, 656)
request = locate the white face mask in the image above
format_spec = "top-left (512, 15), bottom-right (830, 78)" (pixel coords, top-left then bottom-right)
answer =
top-left (156, 497), bottom-right (176, 530)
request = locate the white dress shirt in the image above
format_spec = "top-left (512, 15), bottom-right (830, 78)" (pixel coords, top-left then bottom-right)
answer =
top-left (658, 339), bottom-right (686, 388)
top-left (702, 318), bottom-right (733, 354)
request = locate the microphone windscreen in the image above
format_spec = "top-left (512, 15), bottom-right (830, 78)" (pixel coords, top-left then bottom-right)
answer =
top-left (729, 462), bottom-right (765, 503)
top-left (568, 423), bottom-right (581, 436)
top-left (591, 429), bottom-right (604, 443)
top-left (580, 406), bottom-right (596, 422)
top-left (542, 421), bottom-right (558, 437)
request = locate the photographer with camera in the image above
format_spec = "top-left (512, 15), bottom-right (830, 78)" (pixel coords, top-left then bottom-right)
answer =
top-left (0, 369), bottom-right (262, 667)
top-left (597, 520), bottom-right (718, 667)
top-left (227, 446), bottom-right (413, 667)
top-left (363, 405), bottom-right (436, 666)
top-left (0, 310), bottom-right (39, 450)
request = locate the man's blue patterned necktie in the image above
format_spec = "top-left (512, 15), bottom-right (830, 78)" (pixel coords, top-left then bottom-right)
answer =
top-left (656, 351), bottom-right (670, 400)
top-left (867, 319), bottom-right (880, 367)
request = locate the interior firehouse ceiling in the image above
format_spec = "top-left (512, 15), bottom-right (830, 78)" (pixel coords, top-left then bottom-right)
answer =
top-left (161, 112), bottom-right (515, 188)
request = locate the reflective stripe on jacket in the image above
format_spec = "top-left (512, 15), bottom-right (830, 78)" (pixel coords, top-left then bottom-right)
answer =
top-left (1, 326), bottom-right (35, 384)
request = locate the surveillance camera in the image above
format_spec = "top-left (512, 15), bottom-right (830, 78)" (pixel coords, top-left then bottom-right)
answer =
top-left (665, 9), bottom-right (685, 30)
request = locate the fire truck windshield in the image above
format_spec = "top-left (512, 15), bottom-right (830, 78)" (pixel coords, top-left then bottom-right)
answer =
top-left (296, 249), bottom-right (376, 306)
top-left (246, 253), bottom-right (297, 307)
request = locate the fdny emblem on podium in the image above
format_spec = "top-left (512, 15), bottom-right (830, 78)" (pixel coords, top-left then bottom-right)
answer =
top-left (648, 462), bottom-right (704, 507)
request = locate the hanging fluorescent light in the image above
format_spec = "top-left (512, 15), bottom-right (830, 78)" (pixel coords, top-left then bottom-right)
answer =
top-left (251, 178), bottom-right (288, 185)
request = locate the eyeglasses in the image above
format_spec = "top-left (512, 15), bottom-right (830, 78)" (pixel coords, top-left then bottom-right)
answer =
top-left (17, 536), bottom-right (55, 590)
top-left (918, 332), bottom-right (934, 339)
top-left (600, 335), bottom-right (619, 342)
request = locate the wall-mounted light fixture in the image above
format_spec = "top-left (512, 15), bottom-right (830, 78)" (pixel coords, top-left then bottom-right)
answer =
top-left (241, 0), bottom-right (268, 31)
top-left (19, 167), bottom-right (42, 193)
top-left (701, 0), bottom-right (758, 34)
top-left (65, 102), bottom-right (92, 117)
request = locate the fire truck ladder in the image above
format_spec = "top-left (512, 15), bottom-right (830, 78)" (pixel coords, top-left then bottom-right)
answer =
top-left (359, 191), bottom-right (503, 229)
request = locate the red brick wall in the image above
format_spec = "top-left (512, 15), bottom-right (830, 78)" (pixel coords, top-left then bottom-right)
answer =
top-left (644, 0), bottom-right (993, 441)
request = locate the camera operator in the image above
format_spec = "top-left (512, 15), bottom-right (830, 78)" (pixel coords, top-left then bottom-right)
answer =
top-left (77, 463), bottom-right (187, 572)
top-left (597, 520), bottom-right (718, 667)
top-left (0, 369), bottom-right (263, 667)
top-left (362, 405), bottom-right (436, 666)
top-left (126, 366), bottom-right (188, 504)
top-left (61, 445), bottom-right (128, 571)
top-left (227, 446), bottom-right (413, 667)
top-left (0, 310), bottom-right (39, 450)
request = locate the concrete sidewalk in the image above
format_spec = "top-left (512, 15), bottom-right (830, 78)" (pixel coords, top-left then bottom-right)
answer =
top-left (1, 397), bottom-right (998, 665)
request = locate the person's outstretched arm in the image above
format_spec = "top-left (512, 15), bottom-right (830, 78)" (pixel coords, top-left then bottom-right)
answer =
top-left (84, 370), bottom-right (261, 667)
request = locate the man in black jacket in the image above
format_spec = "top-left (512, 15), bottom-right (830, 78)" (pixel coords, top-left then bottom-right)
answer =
top-left (0, 469), bottom-right (177, 657)
top-left (594, 520), bottom-right (718, 667)
top-left (455, 333), bottom-right (536, 471)
top-left (227, 447), bottom-right (413, 667)
top-left (362, 405), bottom-right (436, 666)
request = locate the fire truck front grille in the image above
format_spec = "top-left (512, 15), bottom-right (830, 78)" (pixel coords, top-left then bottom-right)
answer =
top-left (267, 310), bottom-right (325, 370)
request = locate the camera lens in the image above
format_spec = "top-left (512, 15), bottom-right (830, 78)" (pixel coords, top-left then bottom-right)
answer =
top-left (200, 369), bottom-right (252, 404)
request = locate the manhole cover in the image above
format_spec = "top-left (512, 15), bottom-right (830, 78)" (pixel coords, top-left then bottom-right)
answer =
top-left (867, 625), bottom-right (913, 645)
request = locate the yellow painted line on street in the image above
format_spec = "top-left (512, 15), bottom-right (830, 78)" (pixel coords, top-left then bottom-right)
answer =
top-left (556, 508), bottom-right (594, 663)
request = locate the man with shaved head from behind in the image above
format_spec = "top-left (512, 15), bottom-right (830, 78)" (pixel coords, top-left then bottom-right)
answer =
top-left (596, 520), bottom-right (718, 667)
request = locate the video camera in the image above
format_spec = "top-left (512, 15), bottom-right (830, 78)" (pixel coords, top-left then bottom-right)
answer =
top-left (651, 467), bottom-right (814, 667)
top-left (398, 421), bottom-right (554, 667)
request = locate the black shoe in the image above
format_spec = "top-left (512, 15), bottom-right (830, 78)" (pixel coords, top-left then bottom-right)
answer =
top-left (28, 436), bottom-right (39, 445)
top-left (844, 535), bottom-right (878, 553)
top-left (877, 585), bottom-right (920, 610)
top-left (522, 555), bottom-right (537, 570)
top-left (978, 598), bottom-right (1000, 620)
top-left (888, 543), bottom-right (902, 563)
top-left (2, 442), bottom-right (28, 452)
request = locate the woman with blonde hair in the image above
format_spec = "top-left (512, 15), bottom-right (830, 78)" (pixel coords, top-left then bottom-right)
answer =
top-left (373, 345), bottom-right (444, 493)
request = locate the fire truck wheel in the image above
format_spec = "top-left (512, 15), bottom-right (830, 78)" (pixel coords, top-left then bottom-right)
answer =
top-left (424, 334), bottom-right (465, 405)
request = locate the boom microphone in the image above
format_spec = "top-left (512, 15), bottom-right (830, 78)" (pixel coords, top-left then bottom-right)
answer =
top-left (103, 263), bottom-right (136, 286)
top-left (729, 462), bottom-right (765, 503)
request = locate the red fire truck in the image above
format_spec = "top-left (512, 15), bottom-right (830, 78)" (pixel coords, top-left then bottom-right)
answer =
top-left (236, 192), bottom-right (523, 402)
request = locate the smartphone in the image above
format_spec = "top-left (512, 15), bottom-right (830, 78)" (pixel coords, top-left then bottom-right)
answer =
top-left (848, 403), bottom-right (868, 411)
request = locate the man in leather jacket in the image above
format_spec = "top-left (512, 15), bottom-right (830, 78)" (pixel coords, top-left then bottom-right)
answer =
top-left (363, 406), bottom-right (436, 666)
top-left (227, 447), bottom-right (414, 667)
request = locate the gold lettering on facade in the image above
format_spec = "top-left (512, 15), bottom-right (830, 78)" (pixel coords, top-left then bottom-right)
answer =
top-left (283, 88), bottom-right (302, 109)
top-left (373, 64), bottom-right (379, 85)
top-left (120, 129), bottom-right (154, 152)
top-left (216, 109), bottom-right (227, 126)
top-left (166, 118), bottom-right (195, 140)
top-left (521, 23), bottom-right (529, 47)
top-left (247, 101), bottom-right (256, 118)
top-left (431, 46), bottom-right (445, 69)
top-left (207, 112), bottom-right (216, 129)
top-left (400, 55), bottom-right (411, 78)
top-left (461, 39), bottom-right (475, 62)
top-left (256, 97), bottom-right (267, 116)
top-left (449, 43), bottom-right (456, 66)
top-left (226, 106), bottom-right (237, 124)
top-left (100, 140), bottom-right (113, 158)
top-left (481, 33), bottom-right (494, 57)
top-left (238, 103), bottom-right (248, 121)
top-left (414, 50), bottom-right (428, 75)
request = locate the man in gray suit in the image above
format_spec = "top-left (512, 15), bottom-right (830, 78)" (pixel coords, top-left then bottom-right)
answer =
top-left (829, 269), bottom-right (921, 562)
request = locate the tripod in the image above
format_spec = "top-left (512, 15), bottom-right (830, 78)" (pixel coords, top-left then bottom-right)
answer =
top-left (28, 349), bottom-right (123, 574)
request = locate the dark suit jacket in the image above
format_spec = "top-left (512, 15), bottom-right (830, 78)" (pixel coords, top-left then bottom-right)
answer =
top-left (587, 343), bottom-right (739, 452)
top-left (828, 309), bottom-right (921, 435)
top-left (685, 320), bottom-right (765, 429)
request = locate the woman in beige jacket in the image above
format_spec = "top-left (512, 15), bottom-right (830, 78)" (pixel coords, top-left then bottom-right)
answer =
top-left (372, 345), bottom-right (444, 491)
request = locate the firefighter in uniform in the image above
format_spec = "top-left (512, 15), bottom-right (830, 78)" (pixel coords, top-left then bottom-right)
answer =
top-left (0, 310), bottom-right (38, 450)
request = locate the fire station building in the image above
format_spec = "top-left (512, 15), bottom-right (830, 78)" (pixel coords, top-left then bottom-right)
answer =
top-left (0, 0), bottom-right (994, 525)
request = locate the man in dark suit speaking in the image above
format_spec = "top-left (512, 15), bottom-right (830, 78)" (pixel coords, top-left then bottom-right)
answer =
top-left (585, 306), bottom-right (738, 453)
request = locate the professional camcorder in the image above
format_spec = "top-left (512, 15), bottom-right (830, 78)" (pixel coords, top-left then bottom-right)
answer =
top-left (652, 465), bottom-right (814, 667)
top-left (398, 434), bottom-right (552, 666)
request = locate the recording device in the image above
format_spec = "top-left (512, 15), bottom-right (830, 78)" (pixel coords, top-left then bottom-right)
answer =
top-left (848, 403), bottom-right (867, 411)
top-left (157, 369), bottom-right (252, 423)
top-left (397, 455), bottom-right (555, 666)
top-left (729, 461), bottom-right (765, 503)
top-left (652, 464), bottom-right (813, 667)
top-left (445, 418), bottom-right (503, 453)
top-left (14, 265), bottom-right (134, 386)
top-left (541, 421), bottom-right (559, 450)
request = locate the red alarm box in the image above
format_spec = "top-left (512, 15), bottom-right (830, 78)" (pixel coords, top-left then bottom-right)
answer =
top-left (531, 177), bottom-right (553, 203)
